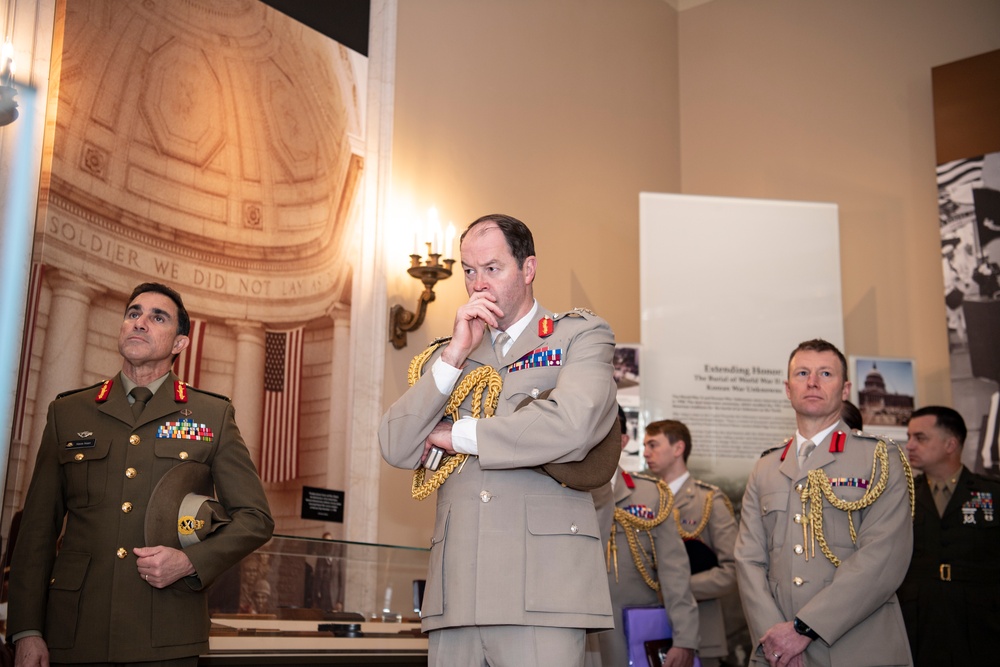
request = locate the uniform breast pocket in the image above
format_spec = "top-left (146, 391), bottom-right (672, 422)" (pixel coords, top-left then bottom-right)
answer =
top-left (58, 437), bottom-right (112, 508)
top-left (504, 367), bottom-right (559, 406)
top-left (820, 485), bottom-right (868, 547)
top-left (153, 437), bottom-right (213, 463)
top-left (759, 490), bottom-right (789, 550)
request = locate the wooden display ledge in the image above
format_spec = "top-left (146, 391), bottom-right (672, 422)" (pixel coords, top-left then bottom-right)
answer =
top-left (199, 617), bottom-right (427, 667)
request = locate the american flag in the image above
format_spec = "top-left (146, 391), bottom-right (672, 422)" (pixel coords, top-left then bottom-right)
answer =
top-left (12, 262), bottom-right (44, 442)
top-left (172, 318), bottom-right (205, 386)
top-left (261, 327), bottom-right (304, 483)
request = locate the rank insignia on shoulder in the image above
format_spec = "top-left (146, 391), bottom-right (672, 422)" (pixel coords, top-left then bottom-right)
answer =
top-left (776, 438), bottom-right (794, 460)
top-left (538, 316), bottom-right (554, 337)
top-left (95, 379), bottom-right (114, 403)
top-left (174, 381), bottom-right (188, 403)
top-left (829, 431), bottom-right (846, 453)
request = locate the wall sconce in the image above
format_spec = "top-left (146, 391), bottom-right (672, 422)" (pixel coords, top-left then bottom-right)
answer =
top-left (389, 212), bottom-right (456, 349)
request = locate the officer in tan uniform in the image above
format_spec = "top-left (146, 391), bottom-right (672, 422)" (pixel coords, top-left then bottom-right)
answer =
top-left (589, 410), bottom-right (698, 667)
top-left (8, 283), bottom-right (273, 667)
top-left (379, 215), bottom-right (618, 667)
top-left (735, 339), bottom-right (914, 667)
top-left (644, 419), bottom-right (738, 667)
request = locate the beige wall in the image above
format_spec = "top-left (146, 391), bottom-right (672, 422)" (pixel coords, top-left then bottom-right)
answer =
top-left (378, 0), bottom-right (680, 547)
top-left (378, 0), bottom-right (1000, 548)
top-left (678, 0), bottom-right (1000, 405)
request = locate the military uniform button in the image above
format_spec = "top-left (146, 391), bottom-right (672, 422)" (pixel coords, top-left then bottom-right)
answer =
top-left (179, 451), bottom-right (189, 460)
top-left (480, 490), bottom-right (493, 503)
top-left (793, 513), bottom-right (805, 524)
top-left (74, 453), bottom-right (84, 461)
top-left (122, 502), bottom-right (133, 513)
top-left (570, 523), bottom-right (579, 534)
top-left (50, 577), bottom-right (55, 584)
top-left (129, 434), bottom-right (140, 446)
top-left (795, 483), bottom-right (804, 492)
top-left (125, 467), bottom-right (137, 479)
top-left (117, 547), bottom-right (128, 559)
top-left (530, 388), bottom-right (540, 398)
top-left (794, 544), bottom-right (804, 555)
top-left (793, 577), bottom-right (804, 586)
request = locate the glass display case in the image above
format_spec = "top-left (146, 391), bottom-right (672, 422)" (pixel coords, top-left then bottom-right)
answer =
top-left (201, 535), bottom-right (429, 666)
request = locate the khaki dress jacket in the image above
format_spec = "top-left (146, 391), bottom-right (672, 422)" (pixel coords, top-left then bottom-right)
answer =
top-left (735, 424), bottom-right (914, 667)
top-left (673, 476), bottom-right (738, 660)
top-left (379, 306), bottom-right (618, 633)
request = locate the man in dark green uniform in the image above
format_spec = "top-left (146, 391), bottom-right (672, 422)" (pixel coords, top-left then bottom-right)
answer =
top-left (900, 405), bottom-right (1000, 667)
top-left (8, 283), bottom-right (274, 667)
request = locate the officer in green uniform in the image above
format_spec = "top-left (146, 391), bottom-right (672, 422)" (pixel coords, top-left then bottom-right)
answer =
top-left (8, 283), bottom-right (273, 667)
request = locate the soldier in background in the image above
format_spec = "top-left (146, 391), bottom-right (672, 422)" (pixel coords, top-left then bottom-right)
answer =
top-left (644, 420), bottom-right (738, 667)
top-left (900, 406), bottom-right (1000, 666)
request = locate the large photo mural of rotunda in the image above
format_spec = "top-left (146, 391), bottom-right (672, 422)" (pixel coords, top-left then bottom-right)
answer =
top-left (5, 0), bottom-right (368, 554)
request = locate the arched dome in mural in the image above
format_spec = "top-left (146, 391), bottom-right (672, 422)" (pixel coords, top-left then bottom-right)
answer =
top-left (39, 0), bottom-right (366, 321)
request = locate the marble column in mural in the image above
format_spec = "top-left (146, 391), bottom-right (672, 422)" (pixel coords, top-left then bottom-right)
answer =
top-left (327, 313), bottom-right (350, 494)
top-left (26, 271), bottom-right (103, 491)
top-left (227, 320), bottom-right (266, 467)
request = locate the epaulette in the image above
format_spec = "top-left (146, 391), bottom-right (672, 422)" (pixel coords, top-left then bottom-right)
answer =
top-left (429, 335), bottom-right (452, 347)
top-left (56, 381), bottom-right (105, 400)
top-left (185, 384), bottom-right (232, 402)
top-left (694, 479), bottom-right (721, 492)
top-left (761, 438), bottom-right (792, 458)
top-left (553, 307), bottom-right (598, 320)
top-left (632, 471), bottom-right (660, 484)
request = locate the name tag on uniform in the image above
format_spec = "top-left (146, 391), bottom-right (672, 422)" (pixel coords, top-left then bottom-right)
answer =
top-left (65, 439), bottom-right (96, 449)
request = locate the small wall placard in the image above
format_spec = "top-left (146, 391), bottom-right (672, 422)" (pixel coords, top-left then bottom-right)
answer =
top-left (301, 486), bottom-right (345, 523)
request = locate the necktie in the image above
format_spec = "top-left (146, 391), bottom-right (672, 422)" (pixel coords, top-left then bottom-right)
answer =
top-left (932, 483), bottom-right (950, 516)
top-left (494, 331), bottom-right (511, 363)
top-left (130, 386), bottom-right (153, 421)
top-left (797, 439), bottom-right (816, 470)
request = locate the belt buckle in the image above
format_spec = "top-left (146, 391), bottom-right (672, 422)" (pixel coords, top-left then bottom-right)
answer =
top-left (939, 563), bottom-right (951, 581)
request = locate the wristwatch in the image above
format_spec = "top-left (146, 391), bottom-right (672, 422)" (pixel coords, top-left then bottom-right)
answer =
top-left (793, 617), bottom-right (820, 641)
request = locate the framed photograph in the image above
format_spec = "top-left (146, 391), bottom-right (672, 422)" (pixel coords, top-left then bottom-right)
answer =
top-left (849, 356), bottom-right (917, 441)
top-left (613, 344), bottom-right (644, 471)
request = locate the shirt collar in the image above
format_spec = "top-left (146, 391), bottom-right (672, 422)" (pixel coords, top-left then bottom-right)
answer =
top-left (668, 471), bottom-right (690, 496)
top-left (796, 422), bottom-right (840, 453)
top-left (120, 371), bottom-right (171, 400)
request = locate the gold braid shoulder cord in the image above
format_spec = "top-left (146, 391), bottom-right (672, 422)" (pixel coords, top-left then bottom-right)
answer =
top-left (801, 439), bottom-right (916, 567)
top-left (407, 342), bottom-right (503, 501)
top-left (610, 479), bottom-right (675, 592)
top-left (674, 484), bottom-right (736, 541)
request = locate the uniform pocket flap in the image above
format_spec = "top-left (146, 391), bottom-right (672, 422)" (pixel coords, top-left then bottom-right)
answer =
top-left (760, 491), bottom-right (789, 515)
top-left (525, 494), bottom-right (600, 538)
top-left (49, 550), bottom-right (90, 591)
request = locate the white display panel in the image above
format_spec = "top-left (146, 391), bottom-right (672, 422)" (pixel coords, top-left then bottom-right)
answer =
top-left (639, 193), bottom-right (844, 484)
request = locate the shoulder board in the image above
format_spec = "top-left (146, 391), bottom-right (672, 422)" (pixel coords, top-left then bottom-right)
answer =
top-left (553, 307), bottom-right (598, 320)
top-left (632, 471), bottom-right (660, 483)
top-left (761, 438), bottom-right (792, 458)
top-left (694, 479), bottom-right (721, 492)
top-left (853, 431), bottom-right (881, 441)
top-left (430, 335), bottom-right (452, 347)
top-left (56, 381), bottom-right (106, 400)
top-left (185, 385), bottom-right (232, 402)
